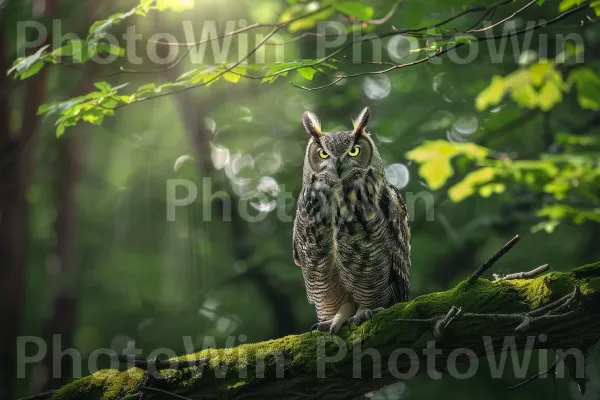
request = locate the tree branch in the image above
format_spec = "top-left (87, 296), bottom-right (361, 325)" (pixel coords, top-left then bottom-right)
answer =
top-left (37, 261), bottom-right (600, 400)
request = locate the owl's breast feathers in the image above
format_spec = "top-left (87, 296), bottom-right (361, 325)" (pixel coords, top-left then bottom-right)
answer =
top-left (293, 170), bottom-right (411, 313)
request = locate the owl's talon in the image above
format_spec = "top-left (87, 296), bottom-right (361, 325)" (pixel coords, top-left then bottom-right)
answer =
top-left (310, 319), bottom-right (334, 333)
top-left (350, 306), bottom-right (384, 326)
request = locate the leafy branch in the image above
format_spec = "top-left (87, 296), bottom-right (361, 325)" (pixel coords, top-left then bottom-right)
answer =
top-left (293, 1), bottom-right (593, 90)
top-left (8, 0), bottom-right (597, 136)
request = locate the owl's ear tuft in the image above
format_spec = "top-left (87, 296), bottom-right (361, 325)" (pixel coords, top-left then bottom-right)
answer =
top-left (351, 107), bottom-right (371, 139)
top-left (302, 111), bottom-right (323, 139)
top-left (352, 107), bottom-right (371, 134)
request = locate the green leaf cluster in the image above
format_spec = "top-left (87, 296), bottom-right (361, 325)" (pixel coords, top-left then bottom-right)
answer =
top-left (407, 135), bottom-right (600, 233)
top-left (476, 61), bottom-right (569, 112)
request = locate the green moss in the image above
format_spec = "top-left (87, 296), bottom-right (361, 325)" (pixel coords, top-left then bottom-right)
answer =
top-left (52, 261), bottom-right (600, 400)
top-left (573, 261), bottom-right (600, 278)
top-left (504, 272), bottom-right (575, 307)
top-left (581, 277), bottom-right (600, 295)
top-left (53, 369), bottom-right (144, 400)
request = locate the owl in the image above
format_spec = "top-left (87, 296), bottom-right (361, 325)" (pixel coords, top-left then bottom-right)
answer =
top-left (293, 107), bottom-right (411, 335)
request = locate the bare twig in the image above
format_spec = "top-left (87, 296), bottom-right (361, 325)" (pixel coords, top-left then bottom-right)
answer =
top-left (498, 264), bottom-right (551, 281)
top-left (396, 287), bottom-right (582, 346)
top-left (294, 2), bottom-right (591, 91)
top-left (366, 0), bottom-right (403, 25)
top-left (434, 306), bottom-right (464, 339)
top-left (464, 7), bottom-right (497, 31)
top-left (514, 311), bottom-right (575, 333)
top-left (510, 353), bottom-right (565, 390)
top-left (475, 2), bottom-right (590, 41)
top-left (291, 45), bottom-right (454, 91)
top-left (529, 289), bottom-right (578, 318)
top-left (138, 370), bottom-right (155, 400)
top-left (400, 0), bottom-right (514, 34)
top-left (548, 287), bottom-right (581, 315)
top-left (291, 76), bottom-right (345, 91)
top-left (469, 0), bottom-right (539, 33)
top-left (459, 288), bottom-right (581, 333)
top-left (269, 0), bottom-right (505, 46)
top-left (147, 4), bottom-right (333, 48)
top-left (397, 306), bottom-right (464, 340)
top-left (123, 4), bottom-right (333, 76)
top-left (468, 235), bottom-right (520, 285)
top-left (343, 55), bottom-right (397, 66)
top-left (114, 26), bottom-right (280, 108)
top-left (266, 31), bottom-right (326, 46)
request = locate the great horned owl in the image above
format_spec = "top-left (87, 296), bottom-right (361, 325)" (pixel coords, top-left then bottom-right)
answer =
top-left (293, 107), bottom-right (411, 335)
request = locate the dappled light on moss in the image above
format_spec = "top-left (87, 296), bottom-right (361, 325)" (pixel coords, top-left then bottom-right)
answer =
top-left (53, 369), bottom-right (145, 400)
top-left (50, 263), bottom-right (600, 400)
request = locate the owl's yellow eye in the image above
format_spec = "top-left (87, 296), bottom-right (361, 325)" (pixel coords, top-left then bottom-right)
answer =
top-left (348, 145), bottom-right (361, 157)
top-left (318, 149), bottom-right (329, 159)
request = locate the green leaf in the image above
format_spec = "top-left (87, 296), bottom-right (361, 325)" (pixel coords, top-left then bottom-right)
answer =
top-left (558, 0), bottom-right (586, 12)
top-left (568, 67), bottom-right (600, 111)
top-left (156, 0), bottom-right (194, 11)
top-left (52, 40), bottom-right (87, 62)
top-left (93, 42), bottom-right (126, 57)
top-left (288, 8), bottom-right (335, 32)
top-left (556, 133), bottom-right (600, 147)
top-left (531, 220), bottom-right (560, 234)
top-left (420, 157), bottom-right (454, 190)
top-left (177, 68), bottom-right (203, 81)
top-left (476, 61), bottom-right (567, 111)
top-left (57, 123), bottom-right (67, 137)
top-left (17, 60), bottom-right (45, 80)
top-left (297, 67), bottom-right (317, 81)
top-left (476, 76), bottom-right (506, 111)
top-left (479, 183), bottom-right (505, 198)
top-left (529, 61), bottom-right (554, 86)
top-left (223, 71), bottom-right (241, 83)
top-left (88, 6), bottom-right (141, 40)
top-left (448, 167), bottom-right (497, 202)
top-left (536, 0), bottom-right (546, 5)
top-left (452, 34), bottom-right (477, 45)
top-left (8, 45), bottom-right (50, 80)
top-left (537, 81), bottom-right (562, 111)
top-left (510, 84), bottom-right (538, 108)
top-left (406, 140), bottom-right (489, 190)
top-left (537, 204), bottom-right (600, 224)
top-left (53, 40), bottom-right (125, 63)
top-left (137, 83), bottom-right (157, 92)
top-left (334, 2), bottom-right (375, 20)
top-left (94, 82), bottom-right (112, 92)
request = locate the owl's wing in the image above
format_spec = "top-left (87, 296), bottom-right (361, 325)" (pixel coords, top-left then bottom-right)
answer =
top-left (292, 190), bottom-right (317, 305)
top-left (385, 183), bottom-right (411, 303)
top-left (292, 185), bottom-right (307, 268)
top-left (292, 213), bottom-right (303, 267)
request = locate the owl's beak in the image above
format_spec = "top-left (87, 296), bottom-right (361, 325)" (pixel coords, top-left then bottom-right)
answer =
top-left (335, 160), bottom-right (343, 178)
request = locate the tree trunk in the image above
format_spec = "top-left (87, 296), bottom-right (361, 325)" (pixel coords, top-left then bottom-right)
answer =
top-left (46, 262), bottom-right (600, 400)
top-left (0, 1), bottom-right (59, 397)
top-left (39, 130), bottom-right (84, 391)
top-left (36, 1), bottom-right (98, 389)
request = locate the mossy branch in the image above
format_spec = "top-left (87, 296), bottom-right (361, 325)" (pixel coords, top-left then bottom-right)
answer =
top-left (35, 261), bottom-right (600, 400)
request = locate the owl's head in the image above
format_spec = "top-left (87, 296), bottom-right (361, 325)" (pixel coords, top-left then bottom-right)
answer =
top-left (301, 107), bottom-right (383, 184)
